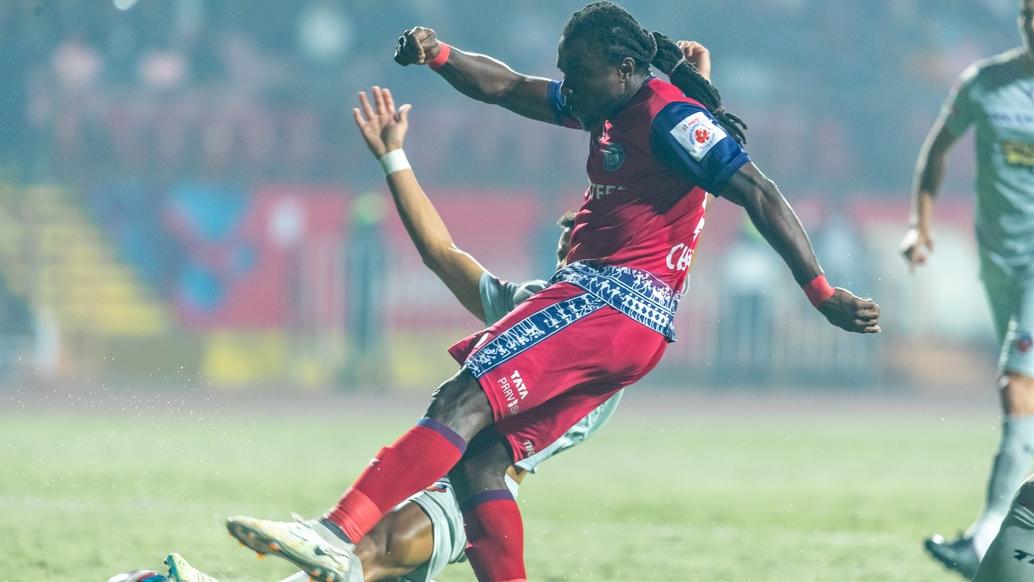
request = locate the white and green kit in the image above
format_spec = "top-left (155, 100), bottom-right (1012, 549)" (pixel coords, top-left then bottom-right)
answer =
top-left (943, 48), bottom-right (1034, 376)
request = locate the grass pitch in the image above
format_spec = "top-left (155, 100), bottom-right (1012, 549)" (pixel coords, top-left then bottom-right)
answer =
top-left (0, 387), bottom-right (998, 581)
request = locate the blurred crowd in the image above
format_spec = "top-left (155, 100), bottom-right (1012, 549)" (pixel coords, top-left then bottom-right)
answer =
top-left (0, 0), bottom-right (1017, 387)
top-left (1, 0), bottom-right (1021, 194)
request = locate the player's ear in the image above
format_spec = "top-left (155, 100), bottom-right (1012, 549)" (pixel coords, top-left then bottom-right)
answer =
top-left (618, 57), bottom-right (636, 81)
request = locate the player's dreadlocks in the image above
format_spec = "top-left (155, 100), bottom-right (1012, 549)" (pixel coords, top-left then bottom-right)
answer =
top-left (562, 1), bottom-right (748, 145)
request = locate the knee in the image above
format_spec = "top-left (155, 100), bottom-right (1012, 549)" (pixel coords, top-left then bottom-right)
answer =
top-left (451, 455), bottom-right (496, 489)
top-left (999, 372), bottom-right (1034, 414)
top-left (1003, 372), bottom-right (1034, 391)
top-left (450, 441), bottom-right (512, 496)
top-left (426, 371), bottom-right (493, 440)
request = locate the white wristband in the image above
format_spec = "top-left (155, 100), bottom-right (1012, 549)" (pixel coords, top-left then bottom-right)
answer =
top-left (379, 149), bottom-right (411, 176)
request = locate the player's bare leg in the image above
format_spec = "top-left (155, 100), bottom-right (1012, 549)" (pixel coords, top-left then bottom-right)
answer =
top-left (355, 502), bottom-right (436, 581)
top-left (159, 511), bottom-right (436, 582)
top-left (227, 370), bottom-right (493, 581)
top-left (449, 430), bottom-right (526, 582)
top-left (927, 371), bottom-right (1034, 578)
top-left (331, 464), bottom-right (528, 581)
top-left (272, 466), bottom-right (533, 582)
top-left (973, 475), bottom-right (1034, 581)
top-left (276, 503), bottom-right (437, 581)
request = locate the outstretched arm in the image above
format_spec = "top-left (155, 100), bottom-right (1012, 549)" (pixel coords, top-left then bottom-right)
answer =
top-left (395, 27), bottom-right (557, 124)
top-left (650, 92), bottom-right (878, 334)
top-left (901, 66), bottom-right (975, 272)
top-left (900, 116), bottom-right (962, 271)
top-left (353, 86), bottom-right (488, 321)
top-left (720, 163), bottom-right (880, 334)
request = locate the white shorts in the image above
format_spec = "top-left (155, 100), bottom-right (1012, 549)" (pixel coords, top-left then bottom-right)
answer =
top-left (401, 479), bottom-right (467, 582)
top-left (981, 257), bottom-right (1034, 378)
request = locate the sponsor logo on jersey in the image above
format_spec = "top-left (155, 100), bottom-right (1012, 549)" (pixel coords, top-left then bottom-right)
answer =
top-left (585, 182), bottom-right (626, 201)
top-left (670, 111), bottom-right (727, 161)
top-left (497, 375), bottom-right (520, 415)
top-left (666, 243), bottom-right (693, 272)
top-left (1013, 548), bottom-right (1034, 565)
top-left (601, 142), bottom-right (625, 171)
top-left (988, 110), bottom-right (1034, 127)
top-left (424, 483), bottom-right (449, 494)
top-left (1002, 141), bottom-right (1034, 167)
top-left (510, 370), bottom-right (530, 400)
top-left (1016, 332), bottom-right (1033, 353)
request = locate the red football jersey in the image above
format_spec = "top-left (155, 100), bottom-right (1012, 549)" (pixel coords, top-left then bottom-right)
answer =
top-left (548, 77), bottom-right (750, 290)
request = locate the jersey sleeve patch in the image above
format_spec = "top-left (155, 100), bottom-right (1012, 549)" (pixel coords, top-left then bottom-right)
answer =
top-left (669, 111), bottom-right (729, 161)
top-left (651, 102), bottom-right (750, 194)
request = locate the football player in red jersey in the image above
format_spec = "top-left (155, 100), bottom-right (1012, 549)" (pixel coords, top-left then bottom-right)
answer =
top-left (226, 3), bottom-right (879, 581)
top-left (155, 36), bottom-right (717, 582)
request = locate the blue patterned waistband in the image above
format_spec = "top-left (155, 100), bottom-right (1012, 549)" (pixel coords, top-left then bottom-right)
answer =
top-left (549, 261), bottom-right (678, 341)
top-left (464, 293), bottom-right (607, 380)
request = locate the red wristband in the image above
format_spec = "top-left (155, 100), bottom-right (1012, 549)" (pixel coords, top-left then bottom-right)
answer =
top-left (804, 274), bottom-right (835, 307)
top-left (428, 42), bottom-right (451, 70)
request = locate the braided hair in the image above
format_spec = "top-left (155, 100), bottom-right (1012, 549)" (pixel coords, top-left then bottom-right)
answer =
top-left (562, 1), bottom-right (748, 145)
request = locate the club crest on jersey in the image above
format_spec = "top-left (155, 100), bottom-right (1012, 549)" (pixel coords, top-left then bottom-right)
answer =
top-left (670, 111), bottom-right (727, 161)
top-left (1017, 332), bottom-right (1033, 353)
top-left (601, 142), bottom-right (625, 171)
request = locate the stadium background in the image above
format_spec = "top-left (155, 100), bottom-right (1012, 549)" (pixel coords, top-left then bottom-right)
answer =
top-left (0, 0), bottom-right (1024, 580)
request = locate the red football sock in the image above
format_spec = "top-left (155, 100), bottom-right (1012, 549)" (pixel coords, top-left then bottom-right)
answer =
top-left (462, 491), bottom-right (527, 582)
top-left (325, 418), bottom-right (466, 542)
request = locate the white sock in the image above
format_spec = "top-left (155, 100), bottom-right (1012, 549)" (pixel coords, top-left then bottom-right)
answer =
top-left (279, 573), bottom-right (311, 582)
top-left (968, 511), bottom-right (1007, 558)
top-left (969, 416), bottom-right (1034, 556)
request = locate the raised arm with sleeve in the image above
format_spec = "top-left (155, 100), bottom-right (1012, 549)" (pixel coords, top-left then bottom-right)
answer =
top-left (650, 99), bottom-right (880, 334)
top-left (352, 86), bottom-right (489, 321)
top-left (394, 27), bottom-right (559, 125)
top-left (717, 165), bottom-right (876, 333)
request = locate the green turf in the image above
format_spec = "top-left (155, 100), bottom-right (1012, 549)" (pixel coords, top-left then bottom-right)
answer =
top-left (0, 393), bottom-right (999, 581)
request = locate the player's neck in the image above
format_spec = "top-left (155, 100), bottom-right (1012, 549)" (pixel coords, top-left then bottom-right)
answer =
top-left (604, 74), bottom-right (651, 122)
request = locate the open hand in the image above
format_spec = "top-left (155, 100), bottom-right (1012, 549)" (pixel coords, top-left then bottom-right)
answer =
top-left (352, 86), bottom-right (411, 158)
top-left (394, 27), bottom-right (440, 66)
top-left (817, 289), bottom-right (881, 334)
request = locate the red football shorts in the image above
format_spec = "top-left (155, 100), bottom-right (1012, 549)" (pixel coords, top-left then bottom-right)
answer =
top-left (448, 282), bottom-right (666, 463)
